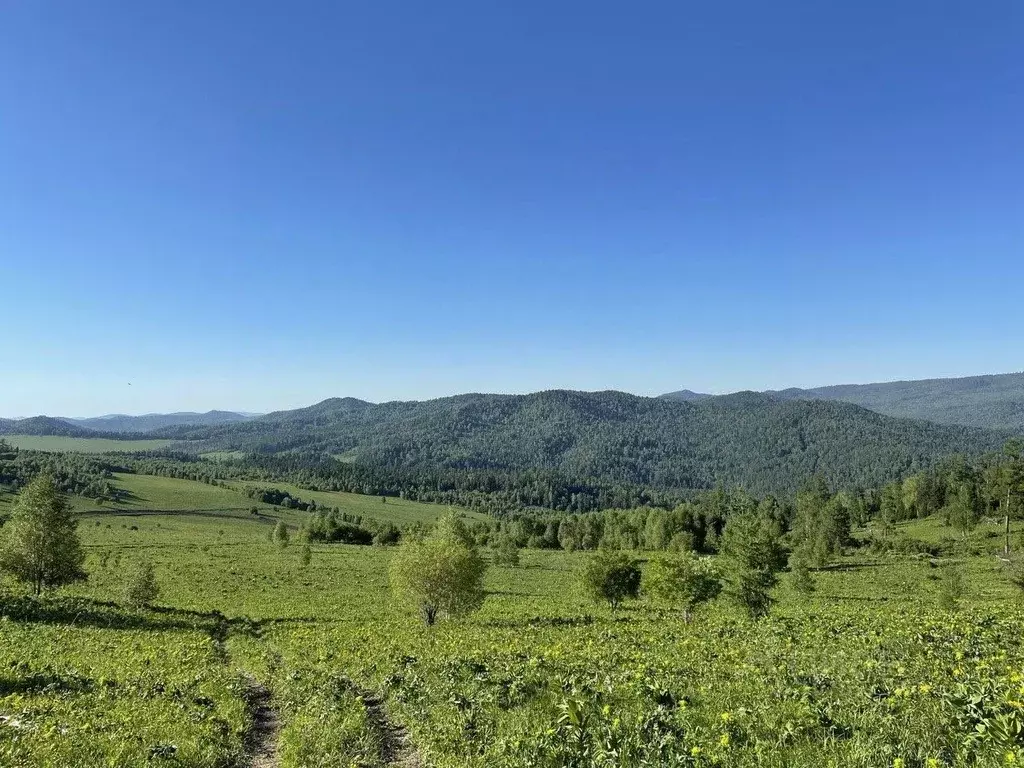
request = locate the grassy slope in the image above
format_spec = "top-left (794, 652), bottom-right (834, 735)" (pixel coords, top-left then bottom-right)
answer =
top-left (2, 472), bottom-right (481, 527)
top-left (0, 435), bottom-right (173, 452)
top-left (230, 479), bottom-right (488, 524)
top-left (4, 509), bottom-right (1023, 767)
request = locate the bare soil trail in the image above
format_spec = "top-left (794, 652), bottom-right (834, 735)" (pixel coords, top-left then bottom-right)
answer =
top-left (242, 676), bottom-right (281, 768)
top-left (359, 689), bottom-right (423, 768)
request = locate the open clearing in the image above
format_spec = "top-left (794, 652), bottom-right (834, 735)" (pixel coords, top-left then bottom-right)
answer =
top-left (3, 508), bottom-right (1024, 766)
top-left (0, 435), bottom-right (174, 453)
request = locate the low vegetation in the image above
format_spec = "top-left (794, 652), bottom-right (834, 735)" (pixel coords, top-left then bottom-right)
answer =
top-left (1, 436), bottom-right (1024, 766)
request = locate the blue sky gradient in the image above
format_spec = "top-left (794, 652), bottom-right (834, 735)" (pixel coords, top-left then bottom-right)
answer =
top-left (2, 1), bottom-right (1022, 415)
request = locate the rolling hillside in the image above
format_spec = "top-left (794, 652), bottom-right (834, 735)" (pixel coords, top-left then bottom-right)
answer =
top-left (158, 389), bottom-right (1010, 494)
top-left (769, 372), bottom-right (1024, 431)
top-left (661, 372), bottom-right (1024, 431)
top-left (67, 410), bottom-right (255, 433)
top-left (0, 415), bottom-right (96, 437)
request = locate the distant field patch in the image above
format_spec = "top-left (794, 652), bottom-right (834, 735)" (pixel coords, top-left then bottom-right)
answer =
top-left (199, 450), bottom-right (246, 460)
top-left (110, 473), bottom-right (254, 511)
top-left (233, 479), bottom-right (486, 525)
top-left (0, 435), bottom-right (172, 453)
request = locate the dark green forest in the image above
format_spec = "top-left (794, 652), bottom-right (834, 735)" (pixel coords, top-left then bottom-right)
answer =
top-left (662, 371), bottom-right (1024, 431)
top-left (156, 390), bottom-right (1007, 496)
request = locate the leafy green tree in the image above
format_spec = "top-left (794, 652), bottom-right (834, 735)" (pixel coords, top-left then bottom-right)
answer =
top-left (579, 550), bottom-right (641, 612)
top-left (372, 524), bottom-right (401, 547)
top-left (643, 553), bottom-right (721, 621)
top-left (123, 560), bottom-right (160, 607)
top-left (432, 510), bottom-right (475, 548)
top-left (493, 537), bottom-right (521, 567)
top-left (948, 481), bottom-right (983, 538)
top-left (0, 475), bottom-right (86, 595)
top-left (272, 520), bottom-right (290, 548)
top-left (879, 482), bottom-right (905, 539)
top-left (787, 552), bottom-right (816, 598)
top-left (389, 519), bottom-right (487, 626)
top-left (298, 544), bottom-right (312, 567)
top-left (720, 509), bottom-right (786, 620)
top-left (998, 440), bottom-right (1024, 554)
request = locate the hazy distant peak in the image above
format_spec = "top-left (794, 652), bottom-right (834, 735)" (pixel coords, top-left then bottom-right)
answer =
top-left (659, 389), bottom-right (713, 402)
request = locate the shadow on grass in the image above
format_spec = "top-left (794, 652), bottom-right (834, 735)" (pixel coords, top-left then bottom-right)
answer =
top-left (478, 614), bottom-right (597, 629)
top-left (0, 672), bottom-right (95, 696)
top-left (814, 562), bottom-right (885, 573)
top-left (0, 595), bottom-right (225, 633)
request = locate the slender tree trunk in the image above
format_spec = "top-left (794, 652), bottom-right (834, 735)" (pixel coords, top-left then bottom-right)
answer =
top-left (1006, 510), bottom-right (1011, 557)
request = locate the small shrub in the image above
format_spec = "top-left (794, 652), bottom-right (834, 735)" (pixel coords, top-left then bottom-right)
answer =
top-left (939, 563), bottom-right (966, 611)
top-left (580, 551), bottom-right (641, 612)
top-left (124, 561), bottom-right (160, 607)
top-left (273, 521), bottom-right (290, 548)
top-left (493, 537), bottom-right (521, 567)
top-left (643, 553), bottom-right (721, 621)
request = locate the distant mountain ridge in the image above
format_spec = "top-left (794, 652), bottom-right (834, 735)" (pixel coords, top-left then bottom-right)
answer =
top-left (0, 411), bottom-right (256, 436)
top-left (67, 411), bottom-right (256, 433)
top-left (0, 416), bottom-right (96, 437)
top-left (660, 371), bottom-right (1024, 431)
top-left (156, 388), bottom-right (1010, 495)
top-left (659, 389), bottom-right (711, 402)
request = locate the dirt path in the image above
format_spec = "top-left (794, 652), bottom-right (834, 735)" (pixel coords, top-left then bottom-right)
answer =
top-left (359, 689), bottom-right (422, 768)
top-left (242, 676), bottom-right (281, 768)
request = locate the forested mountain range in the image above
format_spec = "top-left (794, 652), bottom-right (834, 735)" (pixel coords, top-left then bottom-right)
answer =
top-left (67, 410), bottom-right (254, 433)
top-left (0, 416), bottom-right (96, 437)
top-left (0, 411), bottom-right (254, 435)
top-left (662, 371), bottom-right (1024, 431)
top-left (154, 389), bottom-right (1011, 495)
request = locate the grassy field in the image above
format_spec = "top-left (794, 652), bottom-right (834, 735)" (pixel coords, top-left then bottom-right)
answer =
top-left (0, 435), bottom-right (173, 453)
top-left (7, 472), bottom-right (481, 528)
top-left (231, 479), bottom-right (489, 525)
top-left (3, 507), bottom-right (1024, 767)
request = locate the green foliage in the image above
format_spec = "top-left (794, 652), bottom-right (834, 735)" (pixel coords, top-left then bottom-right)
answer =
top-left (787, 554), bottom-right (816, 598)
top-left (938, 563), bottom-right (966, 611)
top-left (948, 481), bottom-right (983, 537)
top-left (0, 474), bottom-right (86, 595)
top-left (298, 544), bottom-right (312, 567)
top-left (493, 537), bottom-right (521, 567)
top-left (580, 550), bottom-right (642, 611)
top-left (159, 389), bottom-right (1006, 497)
top-left (306, 511), bottom-right (373, 544)
top-left (372, 523), bottom-right (401, 546)
top-left (8, 504), bottom-right (1024, 766)
top-left (1007, 557), bottom-right (1024, 595)
top-left (432, 510), bottom-right (476, 548)
top-left (792, 477), bottom-right (850, 566)
top-left (763, 371), bottom-right (1024, 432)
top-left (123, 560), bottom-right (159, 607)
top-left (643, 553), bottom-right (721, 620)
top-left (721, 509), bottom-right (787, 619)
top-left (273, 520), bottom-right (290, 548)
top-left (389, 523), bottom-right (487, 626)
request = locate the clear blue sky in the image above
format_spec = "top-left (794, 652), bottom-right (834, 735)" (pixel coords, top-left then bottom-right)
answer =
top-left (2, 1), bottom-right (1022, 416)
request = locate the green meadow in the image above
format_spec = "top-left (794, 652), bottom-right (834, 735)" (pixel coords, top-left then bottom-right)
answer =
top-left (3, 502), bottom-right (1024, 767)
top-left (0, 435), bottom-right (174, 453)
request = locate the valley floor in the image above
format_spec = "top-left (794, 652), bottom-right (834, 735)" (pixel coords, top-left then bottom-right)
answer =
top-left (3, 511), bottom-right (1024, 767)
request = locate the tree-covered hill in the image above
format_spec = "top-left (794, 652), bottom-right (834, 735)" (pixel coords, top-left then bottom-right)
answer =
top-left (769, 372), bottom-right (1024, 431)
top-left (0, 416), bottom-right (95, 437)
top-left (67, 410), bottom-right (254, 433)
top-left (658, 389), bottom-right (711, 402)
top-left (159, 389), bottom-right (1010, 495)
top-left (662, 371), bottom-right (1024, 431)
